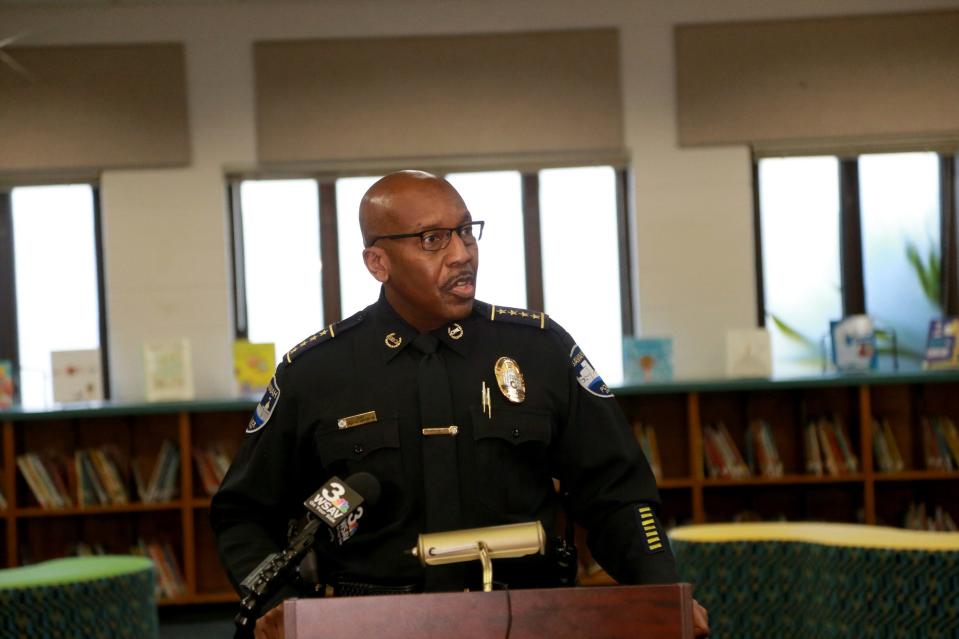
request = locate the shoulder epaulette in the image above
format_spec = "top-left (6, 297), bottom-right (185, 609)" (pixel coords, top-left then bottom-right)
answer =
top-left (284, 313), bottom-right (366, 364)
top-left (483, 303), bottom-right (549, 330)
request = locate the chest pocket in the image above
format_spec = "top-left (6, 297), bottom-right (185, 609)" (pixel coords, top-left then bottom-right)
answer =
top-left (471, 406), bottom-right (553, 516)
top-left (315, 417), bottom-right (403, 482)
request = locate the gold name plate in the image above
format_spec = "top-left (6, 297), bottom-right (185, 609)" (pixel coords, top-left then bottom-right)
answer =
top-left (337, 411), bottom-right (378, 429)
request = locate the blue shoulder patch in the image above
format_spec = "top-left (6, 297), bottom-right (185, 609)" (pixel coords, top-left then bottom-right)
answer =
top-left (570, 344), bottom-right (613, 398)
top-left (247, 376), bottom-right (281, 434)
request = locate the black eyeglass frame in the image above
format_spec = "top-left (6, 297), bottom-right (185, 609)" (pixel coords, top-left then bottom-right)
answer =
top-left (366, 220), bottom-right (485, 251)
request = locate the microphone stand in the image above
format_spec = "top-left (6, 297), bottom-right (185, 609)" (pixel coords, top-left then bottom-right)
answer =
top-left (234, 518), bottom-right (321, 639)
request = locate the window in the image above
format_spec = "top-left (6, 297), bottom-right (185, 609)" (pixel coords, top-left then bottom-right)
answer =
top-left (336, 176), bottom-right (382, 320)
top-left (445, 171), bottom-right (526, 308)
top-left (230, 167), bottom-right (632, 381)
top-left (0, 184), bottom-right (108, 407)
top-left (540, 166), bottom-right (624, 385)
top-left (756, 151), bottom-right (957, 375)
top-left (236, 179), bottom-right (323, 357)
top-left (859, 153), bottom-right (941, 364)
top-left (759, 157), bottom-right (842, 377)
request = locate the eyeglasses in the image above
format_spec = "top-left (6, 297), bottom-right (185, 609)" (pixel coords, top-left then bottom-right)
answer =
top-left (367, 220), bottom-right (485, 252)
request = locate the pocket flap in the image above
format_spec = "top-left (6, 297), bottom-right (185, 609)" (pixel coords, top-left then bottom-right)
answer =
top-left (472, 407), bottom-right (552, 446)
top-left (316, 418), bottom-right (400, 463)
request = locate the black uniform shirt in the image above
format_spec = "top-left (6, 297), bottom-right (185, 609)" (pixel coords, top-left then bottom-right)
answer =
top-left (211, 291), bottom-right (679, 600)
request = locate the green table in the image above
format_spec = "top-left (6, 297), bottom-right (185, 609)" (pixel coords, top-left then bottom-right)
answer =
top-left (671, 522), bottom-right (959, 639)
top-left (0, 556), bottom-right (157, 638)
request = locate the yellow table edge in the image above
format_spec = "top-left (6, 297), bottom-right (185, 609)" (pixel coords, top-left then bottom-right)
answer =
top-left (0, 555), bottom-right (154, 591)
top-left (670, 522), bottom-right (959, 551)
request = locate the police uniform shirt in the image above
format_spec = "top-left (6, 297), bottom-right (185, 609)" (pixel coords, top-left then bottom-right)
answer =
top-left (211, 290), bottom-right (680, 600)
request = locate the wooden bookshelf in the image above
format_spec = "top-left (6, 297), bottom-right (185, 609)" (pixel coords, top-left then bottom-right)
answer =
top-left (0, 398), bottom-right (253, 606)
top-left (1, 370), bottom-right (958, 605)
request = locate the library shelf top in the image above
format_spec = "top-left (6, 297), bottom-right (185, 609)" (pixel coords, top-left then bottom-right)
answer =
top-left (3, 369), bottom-right (959, 421)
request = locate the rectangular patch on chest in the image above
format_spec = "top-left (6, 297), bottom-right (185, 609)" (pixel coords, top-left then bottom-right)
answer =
top-left (337, 411), bottom-right (378, 430)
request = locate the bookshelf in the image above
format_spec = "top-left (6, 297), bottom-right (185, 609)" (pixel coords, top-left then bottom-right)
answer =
top-left (0, 398), bottom-right (252, 606)
top-left (2, 371), bottom-right (959, 605)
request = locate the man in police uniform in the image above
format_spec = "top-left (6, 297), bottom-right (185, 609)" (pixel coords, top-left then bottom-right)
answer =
top-left (211, 170), bottom-right (709, 637)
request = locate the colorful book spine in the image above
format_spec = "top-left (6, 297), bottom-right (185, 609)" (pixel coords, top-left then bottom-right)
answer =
top-left (940, 417), bottom-right (959, 468)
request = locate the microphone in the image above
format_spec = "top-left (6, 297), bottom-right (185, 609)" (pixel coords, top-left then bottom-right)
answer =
top-left (233, 472), bottom-right (381, 638)
top-left (409, 521), bottom-right (546, 592)
top-left (306, 472), bottom-right (381, 546)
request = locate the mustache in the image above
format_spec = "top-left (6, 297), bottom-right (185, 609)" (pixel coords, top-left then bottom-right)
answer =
top-left (441, 269), bottom-right (476, 291)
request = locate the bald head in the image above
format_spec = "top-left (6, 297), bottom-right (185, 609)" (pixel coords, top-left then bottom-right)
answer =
top-left (359, 170), bottom-right (460, 247)
top-left (358, 169), bottom-right (479, 332)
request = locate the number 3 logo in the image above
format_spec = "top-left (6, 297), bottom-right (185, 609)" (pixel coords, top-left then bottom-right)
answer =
top-left (322, 482), bottom-right (345, 502)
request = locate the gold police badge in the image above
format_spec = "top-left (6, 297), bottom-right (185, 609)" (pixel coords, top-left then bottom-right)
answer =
top-left (494, 356), bottom-right (525, 404)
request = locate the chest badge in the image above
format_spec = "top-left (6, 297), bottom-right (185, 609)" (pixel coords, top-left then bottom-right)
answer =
top-left (447, 323), bottom-right (464, 340)
top-left (385, 332), bottom-right (403, 349)
top-left (494, 356), bottom-right (526, 404)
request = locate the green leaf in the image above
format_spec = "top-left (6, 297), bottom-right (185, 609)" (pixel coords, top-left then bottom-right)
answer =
top-left (767, 314), bottom-right (818, 349)
top-left (904, 239), bottom-right (941, 309)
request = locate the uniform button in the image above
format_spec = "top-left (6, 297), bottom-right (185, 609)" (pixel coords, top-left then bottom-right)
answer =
top-left (512, 428), bottom-right (521, 438)
top-left (353, 444), bottom-right (364, 454)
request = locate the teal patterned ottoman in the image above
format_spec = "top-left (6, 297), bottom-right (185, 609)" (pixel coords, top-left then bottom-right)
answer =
top-left (0, 556), bottom-right (157, 639)
top-left (671, 523), bottom-right (959, 639)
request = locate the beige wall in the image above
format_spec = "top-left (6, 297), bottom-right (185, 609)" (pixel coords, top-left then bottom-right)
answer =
top-left (2, 0), bottom-right (956, 399)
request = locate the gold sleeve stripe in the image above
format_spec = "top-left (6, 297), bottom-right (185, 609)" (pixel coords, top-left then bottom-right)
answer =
top-left (639, 506), bottom-right (652, 514)
top-left (648, 543), bottom-right (663, 551)
top-left (328, 323), bottom-right (335, 338)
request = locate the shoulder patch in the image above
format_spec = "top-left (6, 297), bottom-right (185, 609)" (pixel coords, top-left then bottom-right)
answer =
top-left (570, 344), bottom-right (614, 398)
top-left (284, 313), bottom-right (366, 364)
top-left (247, 376), bottom-right (281, 434)
top-left (486, 303), bottom-right (548, 330)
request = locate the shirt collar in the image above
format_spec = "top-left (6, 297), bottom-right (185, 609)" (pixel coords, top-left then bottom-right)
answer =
top-left (371, 288), bottom-right (484, 361)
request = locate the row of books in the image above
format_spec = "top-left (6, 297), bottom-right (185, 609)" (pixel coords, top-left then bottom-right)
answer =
top-left (921, 416), bottom-right (959, 471)
top-left (192, 445), bottom-right (232, 496)
top-left (136, 440), bottom-right (181, 503)
top-left (132, 539), bottom-right (188, 600)
top-left (744, 420), bottom-right (784, 477)
top-left (52, 539), bottom-right (188, 600)
top-left (804, 416), bottom-right (859, 476)
top-left (904, 502), bottom-right (957, 532)
top-left (15, 441), bottom-right (181, 509)
top-left (632, 422), bottom-right (662, 481)
top-left (703, 422), bottom-right (750, 479)
top-left (872, 418), bottom-right (905, 472)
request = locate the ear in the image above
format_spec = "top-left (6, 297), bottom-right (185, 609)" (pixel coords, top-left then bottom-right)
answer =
top-left (363, 247), bottom-right (390, 283)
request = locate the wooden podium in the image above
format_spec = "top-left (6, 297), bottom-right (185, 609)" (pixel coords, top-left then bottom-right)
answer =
top-left (283, 583), bottom-right (693, 639)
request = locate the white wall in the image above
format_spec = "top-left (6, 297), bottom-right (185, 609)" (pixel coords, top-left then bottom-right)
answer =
top-left (2, 0), bottom-right (956, 398)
